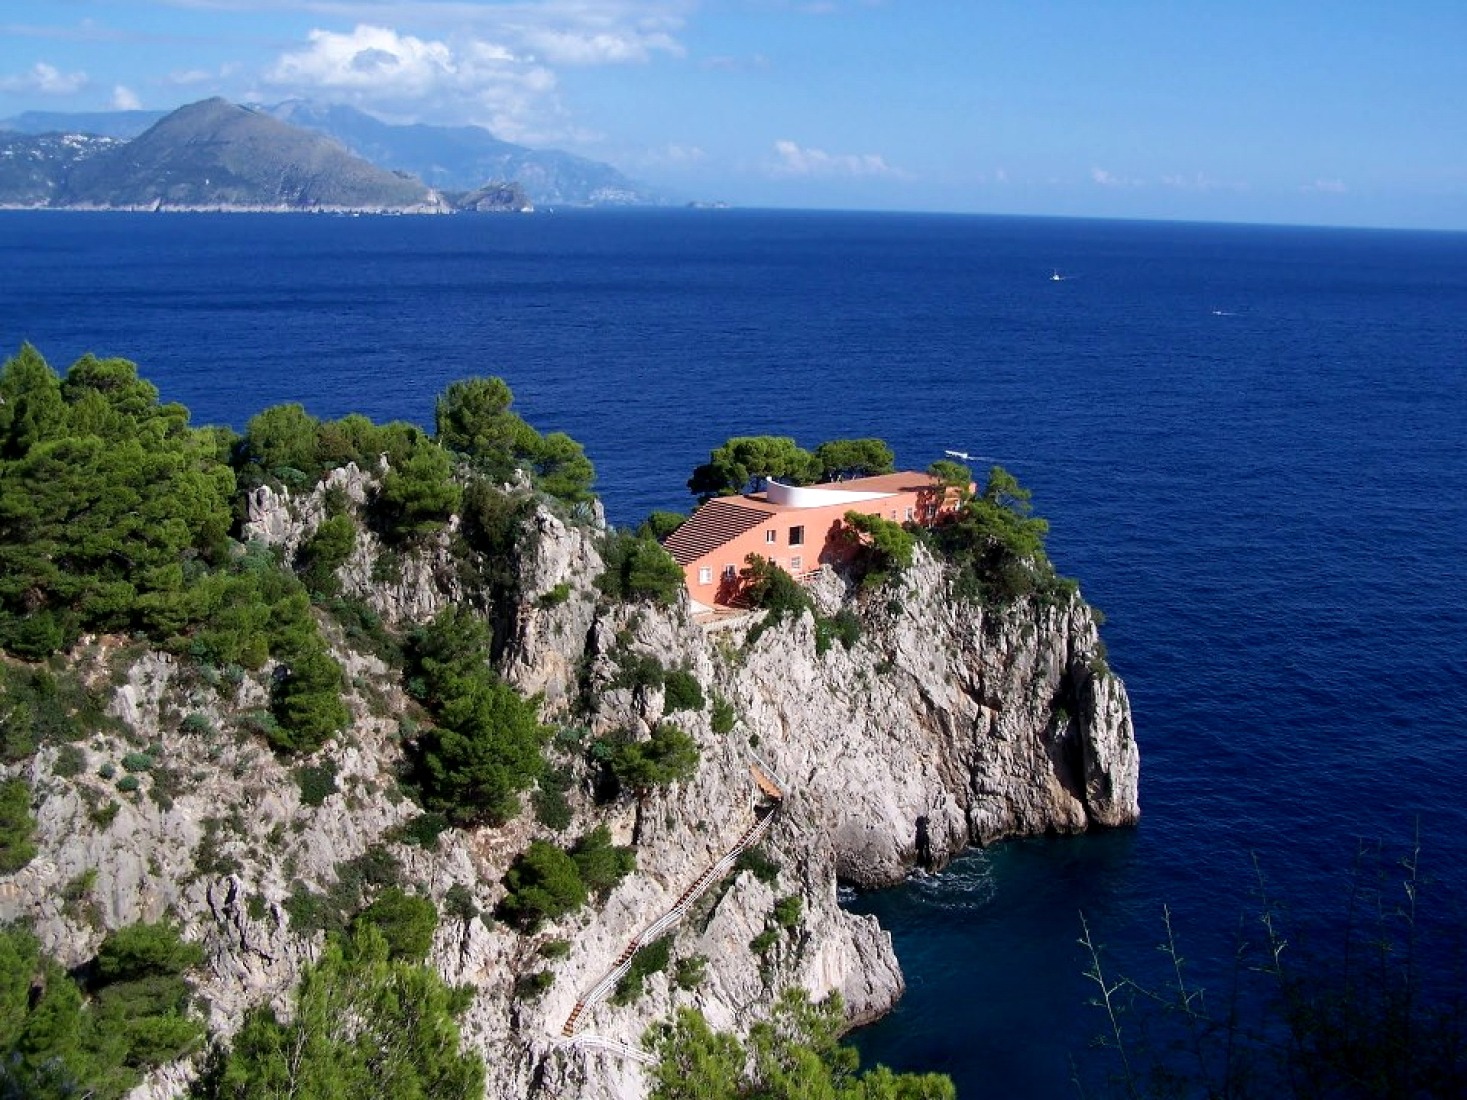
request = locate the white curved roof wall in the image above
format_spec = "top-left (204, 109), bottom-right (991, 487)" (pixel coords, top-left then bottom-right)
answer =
top-left (765, 479), bottom-right (893, 508)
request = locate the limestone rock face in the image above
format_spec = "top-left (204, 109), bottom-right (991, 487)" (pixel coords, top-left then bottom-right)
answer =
top-left (0, 476), bottom-right (1137, 1100)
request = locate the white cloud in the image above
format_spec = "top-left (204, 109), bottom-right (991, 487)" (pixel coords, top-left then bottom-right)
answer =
top-left (771, 139), bottom-right (901, 178)
top-left (521, 27), bottom-right (683, 65)
top-left (1161, 171), bottom-right (1249, 192)
top-left (0, 61), bottom-right (88, 95)
top-left (1091, 167), bottom-right (1144, 188)
top-left (111, 84), bottom-right (141, 110)
top-left (263, 23), bottom-right (568, 142)
top-left (1301, 178), bottom-right (1347, 193)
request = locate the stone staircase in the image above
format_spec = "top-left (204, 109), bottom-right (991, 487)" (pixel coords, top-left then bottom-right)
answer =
top-left (558, 764), bottom-right (786, 1056)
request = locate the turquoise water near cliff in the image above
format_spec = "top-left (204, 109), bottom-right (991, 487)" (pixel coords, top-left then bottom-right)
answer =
top-left (2, 210), bottom-right (1464, 1096)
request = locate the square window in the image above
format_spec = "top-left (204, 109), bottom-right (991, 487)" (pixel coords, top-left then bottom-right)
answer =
top-left (791, 555), bottom-right (803, 573)
top-left (789, 525), bottom-right (805, 546)
top-left (723, 564), bottom-right (737, 580)
top-left (905, 507), bottom-right (915, 521)
top-left (765, 529), bottom-right (777, 544)
top-left (698, 566), bottom-right (712, 585)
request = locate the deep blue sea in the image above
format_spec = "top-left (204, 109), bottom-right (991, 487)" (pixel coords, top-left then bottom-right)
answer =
top-left (2, 210), bottom-right (1465, 1097)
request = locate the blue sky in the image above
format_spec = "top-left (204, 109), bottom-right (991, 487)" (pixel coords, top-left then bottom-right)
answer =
top-left (2, 1), bottom-right (1463, 229)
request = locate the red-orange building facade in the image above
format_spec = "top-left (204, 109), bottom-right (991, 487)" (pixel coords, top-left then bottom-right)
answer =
top-left (662, 471), bottom-right (959, 611)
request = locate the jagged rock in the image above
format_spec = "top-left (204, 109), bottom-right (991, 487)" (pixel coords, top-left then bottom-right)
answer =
top-left (0, 468), bottom-right (1137, 1100)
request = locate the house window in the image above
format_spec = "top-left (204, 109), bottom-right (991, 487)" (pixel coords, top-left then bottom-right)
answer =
top-left (723, 564), bottom-right (737, 580)
top-left (789, 525), bottom-right (805, 546)
top-left (765, 529), bottom-right (777, 544)
top-left (905, 507), bottom-right (915, 521)
top-left (698, 566), bottom-right (712, 585)
top-left (791, 555), bottom-right (803, 573)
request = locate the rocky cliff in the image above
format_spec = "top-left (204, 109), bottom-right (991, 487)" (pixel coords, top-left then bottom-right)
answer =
top-left (0, 463), bottom-right (1137, 1099)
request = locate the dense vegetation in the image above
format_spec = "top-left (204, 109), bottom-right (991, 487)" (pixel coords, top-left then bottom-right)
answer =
top-left (196, 923), bottom-right (482, 1100)
top-left (646, 988), bottom-right (955, 1099)
top-left (0, 921), bottom-right (206, 1099)
top-left (498, 824), bottom-right (636, 929)
top-left (688, 435), bottom-right (895, 501)
top-left (406, 607), bottom-right (549, 826)
top-left (925, 465), bottom-right (1076, 607)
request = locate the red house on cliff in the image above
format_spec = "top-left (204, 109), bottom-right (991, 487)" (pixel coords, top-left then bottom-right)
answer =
top-left (662, 471), bottom-right (961, 612)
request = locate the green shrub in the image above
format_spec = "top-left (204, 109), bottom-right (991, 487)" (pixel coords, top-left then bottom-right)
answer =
top-left (392, 811), bottom-right (452, 850)
top-left (295, 514), bottom-right (357, 597)
top-left (600, 723), bottom-right (699, 796)
top-left (750, 928), bottom-right (779, 955)
top-left (674, 954), bottom-right (708, 990)
top-left (710, 694), bottom-right (738, 734)
top-left (612, 936), bottom-right (671, 1004)
top-left (536, 582), bottom-right (572, 608)
top-left (773, 894), bottom-right (803, 929)
top-left (443, 883), bottom-right (479, 923)
top-left (498, 840), bottom-right (588, 930)
top-left (354, 886), bottom-right (438, 963)
top-left (736, 846), bottom-right (781, 886)
top-left (516, 969), bottom-right (555, 999)
top-left (116, 774), bottom-right (140, 793)
top-left (0, 777), bottom-right (37, 873)
top-left (539, 938), bottom-right (572, 959)
top-left (180, 712), bottom-right (214, 736)
top-left (570, 824), bottom-right (636, 897)
top-left (98, 761), bottom-right (117, 779)
top-left (295, 760), bottom-right (339, 807)
top-left (533, 766), bottom-right (574, 831)
top-left (53, 742), bottom-right (86, 778)
top-left (662, 668), bottom-right (706, 712)
top-left (597, 530), bottom-right (685, 606)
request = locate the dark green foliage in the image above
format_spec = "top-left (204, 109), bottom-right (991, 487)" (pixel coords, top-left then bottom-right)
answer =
top-left (442, 883), bottom-right (479, 923)
top-left (742, 555), bottom-right (814, 624)
top-left (196, 924), bottom-right (482, 1100)
top-left (815, 607), bottom-right (863, 656)
top-left (121, 750), bottom-right (154, 773)
top-left (52, 743), bottom-right (86, 778)
top-left (283, 847), bottom-right (404, 939)
top-left (498, 840), bottom-right (588, 929)
top-left (570, 824), bottom-right (636, 897)
top-left (434, 375), bottom-right (595, 504)
top-left (515, 969), bottom-right (555, 999)
top-left (662, 667), bottom-right (706, 712)
top-left (406, 607), bottom-right (548, 826)
top-left (539, 938), bottom-right (572, 959)
top-left (353, 886), bottom-right (438, 963)
top-left (319, 596), bottom-right (402, 666)
top-left (637, 510), bottom-right (687, 541)
top-left (0, 349), bottom-right (236, 657)
top-left (840, 510), bottom-right (916, 589)
top-left (772, 894), bottom-right (803, 929)
top-left (926, 458), bottom-right (972, 489)
top-left (612, 936), bottom-right (671, 1005)
top-left (0, 922), bottom-right (207, 1100)
top-left (116, 774), bottom-right (140, 793)
top-left (96, 921), bottom-right (205, 982)
top-left (0, 776), bottom-right (37, 873)
top-left (535, 581), bottom-right (572, 608)
top-left (532, 765), bottom-right (574, 831)
top-left (674, 954), bottom-right (708, 990)
top-left (688, 436), bottom-right (822, 501)
top-left (294, 760), bottom-right (339, 807)
top-left (646, 988), bottom-right (955, 1100)
top-left (710, 693), bottom-right (738, 735)
top-left (612, 648), bottom-right (667, 693)
top-left (374, 436), bottom-right (462, 541)
top-left (736, 845), bottom-right (781, 885)
top-left (391, 811), bottom-right (451, 849)
top-left (928, 465), bottom-right (1073, 607)
top-left (268, 637), bottom-right (349, 753)
top-left (294, 514), bottom-right (356, 597)
top-left (598, 529), bottom-right (686, 606)
top-left (814, 438), bottom-right (896, 481)
top-left (601, 723), bottom-right (700, 795)
top-left (750, 928), bottom-right (779, 955)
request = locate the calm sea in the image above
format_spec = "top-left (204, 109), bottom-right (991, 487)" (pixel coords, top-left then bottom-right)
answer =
top-left (2, 210), bottom-right (1465, 1097)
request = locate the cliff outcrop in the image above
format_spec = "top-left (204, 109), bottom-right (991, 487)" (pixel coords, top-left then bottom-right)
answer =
top-left (0, 464), bottom-right (1137, 1099)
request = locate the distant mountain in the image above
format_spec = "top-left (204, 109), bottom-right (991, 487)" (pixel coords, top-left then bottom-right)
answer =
top-left (0, 109), bottom-right (167, 139)
top-left (260, 100), bottom-right (662, 206)
top-left (0, 133), bottom-right (123, 205)
top-left (2, 98), bottom-right (446, 211)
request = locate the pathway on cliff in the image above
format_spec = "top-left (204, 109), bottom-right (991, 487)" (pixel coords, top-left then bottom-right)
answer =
top-left (558, 759), bottom-right (787, 1062)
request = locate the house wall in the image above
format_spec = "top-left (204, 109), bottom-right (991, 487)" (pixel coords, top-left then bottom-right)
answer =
top-left (680, 485), bottom-right (949, 607)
